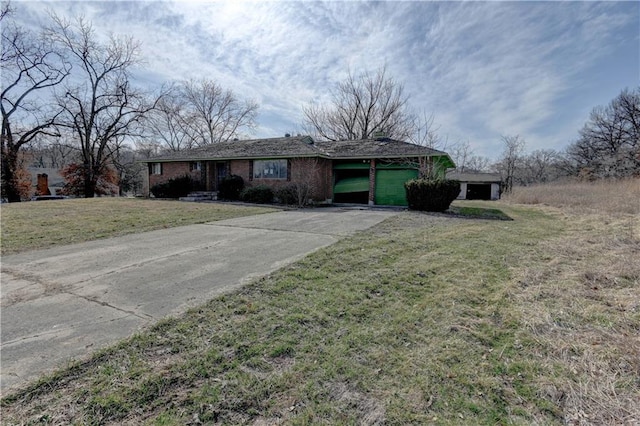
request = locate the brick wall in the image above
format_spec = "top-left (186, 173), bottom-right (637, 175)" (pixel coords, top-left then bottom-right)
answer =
top-left (147, 158), bottom-right (334, 202)
top-left (247, 158), bottom-right (332, 202)
top-left (148, 162), bottom-right (201, 189)
top-left (230, 160), bottom-right (251, 182)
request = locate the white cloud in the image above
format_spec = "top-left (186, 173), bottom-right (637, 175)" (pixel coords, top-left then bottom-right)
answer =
top-left (9, 0), bottom-right (639, 158)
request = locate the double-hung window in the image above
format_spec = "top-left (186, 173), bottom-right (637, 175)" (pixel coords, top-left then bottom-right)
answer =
top-left (151, 163), bottom-right (162, 175)
top-left (253, 159), bottom-right (288, 180)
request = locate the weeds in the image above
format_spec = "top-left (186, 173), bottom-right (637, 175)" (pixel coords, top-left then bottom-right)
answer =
top-left (504, 178), bottom-right (640, 215)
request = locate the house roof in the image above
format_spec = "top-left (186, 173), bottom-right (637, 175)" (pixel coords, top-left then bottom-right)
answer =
top-left (145, 135), bottom-right (321, 161)
top-left (143, 135), bottom-right (454, 167)
top-left (314, 138), bottom-right (450, 159)
top-left (446, 171), bottom-right (502, 183)
top-left (27, 167), bottom-right (65, 187)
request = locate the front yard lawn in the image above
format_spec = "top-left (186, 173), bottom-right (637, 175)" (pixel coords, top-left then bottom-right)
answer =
top-left (3, 201), bottom-right (638, 424)
top-left (0, 198), bottom-right (276, 254)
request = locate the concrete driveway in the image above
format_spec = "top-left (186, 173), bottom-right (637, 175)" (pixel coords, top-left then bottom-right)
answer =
top-left (0, 208), bottom-right (398, 394)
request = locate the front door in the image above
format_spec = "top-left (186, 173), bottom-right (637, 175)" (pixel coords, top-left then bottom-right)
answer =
top-left (216, 162), bottom-right (228, 189)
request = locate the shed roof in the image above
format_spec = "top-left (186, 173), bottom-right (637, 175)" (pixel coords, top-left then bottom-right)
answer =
top-left (143, 135), bottom-right (454, 166)
top-left (446, 171), bottom-right (502, 183)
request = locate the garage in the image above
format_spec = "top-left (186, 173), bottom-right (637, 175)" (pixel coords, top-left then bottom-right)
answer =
top-left (446, 172), bottom-right (502, 200)
top-left (332, 161), bottom-right (419, 206)
top-left (374, 168), bottom-right (418, 206)
top-left (466, 183), bottom-right (492, 200)
top-left (333, 162), bottom-right (370, 204)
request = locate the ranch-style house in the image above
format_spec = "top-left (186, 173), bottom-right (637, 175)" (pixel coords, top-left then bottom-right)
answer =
top-left (142, 134), bottom-right (455, 206)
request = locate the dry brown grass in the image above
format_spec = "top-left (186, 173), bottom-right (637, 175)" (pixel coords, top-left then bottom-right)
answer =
top-left (505, 181), bottom-right (640, 424)
top-left (504, 179), bottom-right (640, 215)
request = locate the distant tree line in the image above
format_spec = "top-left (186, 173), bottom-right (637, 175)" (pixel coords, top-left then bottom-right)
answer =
top-left (566, 87), bottom-right (639, 180)
top-left (456, 87), bottom-right (639, 194)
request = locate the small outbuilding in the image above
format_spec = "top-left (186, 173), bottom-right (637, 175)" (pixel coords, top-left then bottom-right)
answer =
top-left (446, 171), bottom-right (502, 200)
top-left (28, 167), bottom-right (65, 197)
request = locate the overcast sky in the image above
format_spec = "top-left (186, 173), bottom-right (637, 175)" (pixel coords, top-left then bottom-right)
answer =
top-left (12, 1), bottom-right (639, 159)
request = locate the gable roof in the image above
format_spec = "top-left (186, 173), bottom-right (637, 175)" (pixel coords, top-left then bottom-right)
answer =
top-left (143, 135), bottom-right (454, 167)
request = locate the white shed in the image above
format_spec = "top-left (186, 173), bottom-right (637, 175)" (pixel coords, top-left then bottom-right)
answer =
top-left (446, 172), bottom-right (502, 200)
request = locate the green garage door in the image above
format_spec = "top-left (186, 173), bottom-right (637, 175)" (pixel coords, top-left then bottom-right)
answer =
top-left (375, 169), bottom-right (418, 206)
top-left (333, 176), bottom-right (370, 194)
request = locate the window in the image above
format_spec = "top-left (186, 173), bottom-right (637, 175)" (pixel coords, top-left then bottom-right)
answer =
top-left (190, 161), bottom-right (202, 172)
top-left (253, 159), bottom-right (288, 180)
top-left (151, 163), bottom-right (162, 175)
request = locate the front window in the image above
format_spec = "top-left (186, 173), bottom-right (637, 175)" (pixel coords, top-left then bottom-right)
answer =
top-left (151, 163), bottom-right (162, 175)
top-left (253, 159), bottom-right (288, 179)
top-left (190, 161), bottom-right (202, 172)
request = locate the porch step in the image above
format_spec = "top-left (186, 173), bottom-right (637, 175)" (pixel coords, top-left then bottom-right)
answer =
top-left (179, 191), bottom-right (218, 202)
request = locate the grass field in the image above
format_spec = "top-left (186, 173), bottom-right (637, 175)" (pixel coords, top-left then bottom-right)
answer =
top-left (1, 184), bottom-right (638, 424)
top-left (0, 198), bottom-right (276, 254)
top-left (503, 178), bottom-right (640, 215)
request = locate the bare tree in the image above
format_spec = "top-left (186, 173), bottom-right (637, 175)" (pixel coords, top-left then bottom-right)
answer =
top-left (47, 14), bottom-right (156, 197)
top-left (518, 149), bottom-right (563, 184)
top-left (180, 79), bottom-right (258, 146)
top-left (450, 140), bottom-right (473, 172)
top-left (134, 139), bottom-right (161, 159)
top-left (447, 139), bottom-right (492, 174)
top-left (1, 8), bottom-right (70, 201)
top-left (464, 155), bottom-right (491, 173)
top-left (287, 157), bottom-right (325, 207)
top-left (25, 134), bottom-right (77, 169)
top-left (146, 79), bottom-right (258, 150)
top-left (108, 139), bottom-right (143, 195)
top-left (496, 135), bottom-right (525, 194)
top-left (566, 87), bottom-right (639, 179)
top-left (303, 66), bottom-right (414, 141)
top-left (145, 86), bottom-right (191, 151)
top-left (408, 111), bottom-right (443, 149)
top-left (1, 1), bottom-right (11, 21)
top-left (48, 141), bottom-right (77, 168)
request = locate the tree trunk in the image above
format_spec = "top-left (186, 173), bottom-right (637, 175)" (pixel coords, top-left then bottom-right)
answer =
top-left (82, 163), bottom-right (95, 198)
top-left (1, 146), bottom-right (22, 202)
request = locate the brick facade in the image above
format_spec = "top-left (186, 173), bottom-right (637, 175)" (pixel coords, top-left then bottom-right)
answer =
top-left (148, 162), bottom-right (202, 190)
top-left (147, 158), bottom-right (333, 202)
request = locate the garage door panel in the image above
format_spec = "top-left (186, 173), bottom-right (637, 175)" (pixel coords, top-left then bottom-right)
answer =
top-left (375, 169), bottom-right (418, 206)
top-left (333, 177), bottom-right (370, 194)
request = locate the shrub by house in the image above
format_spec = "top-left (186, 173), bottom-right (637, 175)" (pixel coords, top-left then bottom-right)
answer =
top-left (405, 178), bottom-right (460, 212)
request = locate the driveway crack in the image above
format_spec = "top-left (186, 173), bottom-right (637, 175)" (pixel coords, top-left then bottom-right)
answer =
top-left (66, 291), bottom-right (154, 320)
top-left (205, 222), bottom-right (347, 237)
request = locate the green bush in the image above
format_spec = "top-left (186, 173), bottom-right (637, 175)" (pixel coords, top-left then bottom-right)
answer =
top-left (405, 179), bottom-right (460, 212)
top-left (150, 175), bottom-right (201, 199)
top-left (240, 185), bottom-right (273, 204)
top-left (218, 175), bottom-right (244, 200)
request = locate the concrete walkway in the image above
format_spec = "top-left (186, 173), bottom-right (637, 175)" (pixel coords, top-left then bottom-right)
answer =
top-left (0, 208), bottom-right (398, 394)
